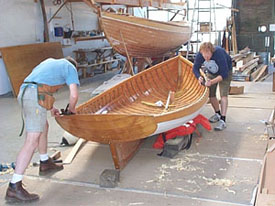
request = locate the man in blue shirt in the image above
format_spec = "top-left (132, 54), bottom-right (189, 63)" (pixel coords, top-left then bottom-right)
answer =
top-left (193, 42), bottom-right (232, 131)
top-left (5, 57), bottom-right (80, 203)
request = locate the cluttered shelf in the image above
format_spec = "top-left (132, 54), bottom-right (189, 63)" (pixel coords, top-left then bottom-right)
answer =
top-left (74, 35), bottom-right (106, 42)
top-left (73, 46), bottom-right (121, 78)
top-left (77, 59), bottom-right (120, 78)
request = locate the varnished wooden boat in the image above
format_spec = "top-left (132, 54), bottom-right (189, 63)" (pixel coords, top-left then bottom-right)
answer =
top-left (99, 12), bottom-right (191, 58)
top-left (93, 0), bottom-right (186, 9)
top-left (56, 55), bottom-right (208, 169)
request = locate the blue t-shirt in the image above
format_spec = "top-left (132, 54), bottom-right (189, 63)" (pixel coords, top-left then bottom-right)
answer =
top-left (21, 58), bottom-right (80, 90)
top-left (193, 46), bottom-right (232, 79)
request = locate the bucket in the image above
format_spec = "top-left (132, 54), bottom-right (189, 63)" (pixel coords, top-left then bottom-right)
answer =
top-left (54, 27), bottom-right (64, 37)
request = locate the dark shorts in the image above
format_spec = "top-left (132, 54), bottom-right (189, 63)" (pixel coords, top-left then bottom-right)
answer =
top-left (207, 70), bottom-right (232, 98)
top-left (18, 85), bottom-right (47, 133)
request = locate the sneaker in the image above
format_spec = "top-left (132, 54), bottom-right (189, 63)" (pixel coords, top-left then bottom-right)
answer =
top-left (214, 120), bottom-right (227, 131)
top-left (209, 113), bottom-right (221, 123)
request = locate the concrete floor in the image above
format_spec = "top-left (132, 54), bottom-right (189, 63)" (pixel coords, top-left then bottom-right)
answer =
top-left (0, 69), bottom-right (274, 206)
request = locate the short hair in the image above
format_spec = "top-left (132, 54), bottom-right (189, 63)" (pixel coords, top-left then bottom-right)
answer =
top-left (65, 56), bottom-right (77, 67)
top-left (199, 42), bottom-right (215, 53)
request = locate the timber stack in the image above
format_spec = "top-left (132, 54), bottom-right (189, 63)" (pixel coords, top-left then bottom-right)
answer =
top-left (231, 47), bottom-right (269, 82)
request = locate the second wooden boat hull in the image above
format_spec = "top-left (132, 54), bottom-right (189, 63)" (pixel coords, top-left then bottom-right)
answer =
top-left (99, 12), bottom-right (191, 58)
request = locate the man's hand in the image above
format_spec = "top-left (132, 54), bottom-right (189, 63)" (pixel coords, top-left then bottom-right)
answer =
top-left (51, 107), bottom-right (60, 117)
top-left (60, 104), bottom-right (76, 115)
top-left (198, 76), bottom-right (204, 85)
top-left (68, 106), bottom-right (76, 114)
top-left (205, 79), bottom-right (212, 87)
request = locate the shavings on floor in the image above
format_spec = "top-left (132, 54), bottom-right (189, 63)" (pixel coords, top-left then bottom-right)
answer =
top-left (0, 168), bottom-right (14, 175)
top-left (152, 154), bottom-right (208, 183)
top-left (219, 168), bottom-right (227, 171)
top-left (128, 203), bottom-right (145, 205)
top-left (202, 176), bottom-right (235, 187)
top-left (176, 186), bottom-right (201, 193)
top-left (259, 134), bottom-right (268, 141)
top-left (225, 187), bottom-right (236, 194)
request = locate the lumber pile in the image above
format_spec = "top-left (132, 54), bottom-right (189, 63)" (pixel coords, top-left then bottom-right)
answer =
top-left (231, 47), bottom-right (269, 82)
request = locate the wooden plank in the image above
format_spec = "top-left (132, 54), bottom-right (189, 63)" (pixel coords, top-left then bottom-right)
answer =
top-left (40, 0), bottom-right (50, 41)
top-left (253, 65), bottom-right (268, 82)
top-left (0, 42), bottom-right (63, 97)
top-left (242, 62), bottom-right (258, 75)
top-left (74, 36), bottom-right (106, 42)
top-left (238, 53), bottom-right (254, 66)
top-left (239, 57), bottom-right (259, 72)
top-left (250, 64), bottom-right (264, 81)
top-left (47, 0), bottom-right (68, 23)
top-left (231, 16), bottom-right (238, 55)
top-left (63, 138), bottom-right (86, 164)
top-left (50, 151), bottom-right (61, 160)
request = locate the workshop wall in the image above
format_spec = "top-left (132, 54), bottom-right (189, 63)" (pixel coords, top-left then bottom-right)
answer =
top-left (235, 0), bottom-right (275, 56)
top-left (0, 0), bottom-right (108, 95)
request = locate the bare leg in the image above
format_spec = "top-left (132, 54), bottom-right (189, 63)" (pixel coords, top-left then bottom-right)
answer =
top-left (220, 96), bottom-right (228, 116)
top-left (38, 121), bottom-right (49, 155)
top-left (14, 132), bottom-right (41, 174)
top-left (209, 97), bottom-right (220, 112)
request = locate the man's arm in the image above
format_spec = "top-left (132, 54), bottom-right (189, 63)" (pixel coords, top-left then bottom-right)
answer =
top-left (205, 75), bottom-right (223, 87)
top-left (193, 53), bottom-right (204, 79)
top-left (68, 83), bottom-right (78, 113)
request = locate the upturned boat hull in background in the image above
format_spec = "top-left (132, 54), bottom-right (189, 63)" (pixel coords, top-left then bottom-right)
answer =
top-left (99, 12), bottom-right (191, 58)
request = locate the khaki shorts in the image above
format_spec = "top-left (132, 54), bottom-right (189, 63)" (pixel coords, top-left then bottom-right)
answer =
top-left (18, 85), bottom-right (47, 133)
top-left (207, 70), bottom-right (232, 98)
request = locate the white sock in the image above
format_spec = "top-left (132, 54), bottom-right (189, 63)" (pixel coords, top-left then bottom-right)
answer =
top-left (40, 153), bottom-right (49, 162)
top-left (11, 173), bottom-right (23, 184)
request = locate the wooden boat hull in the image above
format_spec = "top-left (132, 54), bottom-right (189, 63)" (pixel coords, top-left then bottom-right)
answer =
top-left (56, 55), bottom-right (208, 143)
top-left (56, 55), bottom-right (208, 169)
top-left (99, 12), bottom-right (191, 58)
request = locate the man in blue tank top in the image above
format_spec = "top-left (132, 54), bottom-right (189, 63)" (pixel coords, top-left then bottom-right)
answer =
top-left (5, 57), bottom-right (80, 203)
top-left (193, 42), bottom-right (232, 131)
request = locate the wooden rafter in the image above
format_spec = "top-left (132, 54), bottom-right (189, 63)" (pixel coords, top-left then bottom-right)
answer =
top-left (48, 0), bottom-right (68, 23)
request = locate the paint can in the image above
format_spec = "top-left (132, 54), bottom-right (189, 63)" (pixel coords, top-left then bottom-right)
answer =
top-left (54, 27), bottom-right (64, 37)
